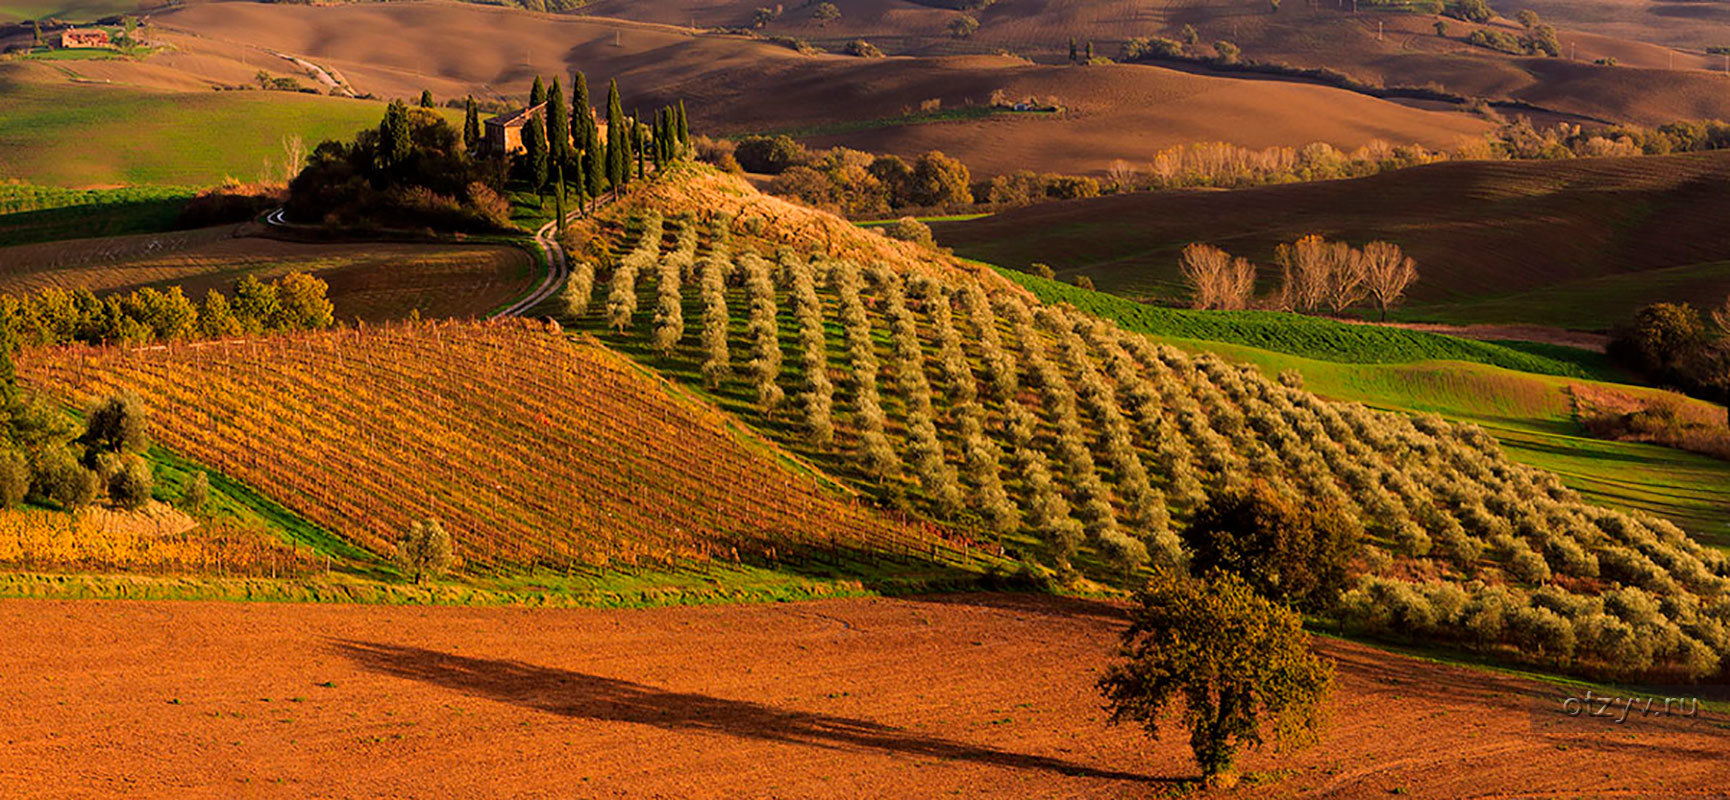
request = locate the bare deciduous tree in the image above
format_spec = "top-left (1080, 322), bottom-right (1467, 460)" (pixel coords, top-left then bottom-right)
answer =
top-left (1361, 240), bottom-right (1418, 321)
top-left (1223, 256), bottom-right (1257, 311)
top-left (1326, 241), bottom-right (1369, 314)
top-left (1180, 243), bottom-right (1231, 310)
top-left (1275, 235), bottom-right (1332, 312)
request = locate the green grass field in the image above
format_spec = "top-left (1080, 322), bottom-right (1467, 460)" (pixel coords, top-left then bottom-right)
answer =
top-left (1403, 259), bottom-right (1730, 331)
top-left (0, 182), bottom-right (195, 244)
top-left (995, 266), bottom-right (1608, 379)
top-left (0, 67), bottom-right (460, 187)
top-left (0, 0), bottom-right (148, 22)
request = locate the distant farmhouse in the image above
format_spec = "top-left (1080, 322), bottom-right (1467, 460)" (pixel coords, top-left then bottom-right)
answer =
top-left (483, 103), bottom-right (609, 157)
top-left (58, 28), bottom-right (110, 48)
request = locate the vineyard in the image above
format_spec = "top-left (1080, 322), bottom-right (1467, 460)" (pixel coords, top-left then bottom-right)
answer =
top-left (18, 320), bottom-right (976, 581)
top-left (0, 507), bottom-right (324, 579)
top-left (555, 179), bottom-right (1730, 680)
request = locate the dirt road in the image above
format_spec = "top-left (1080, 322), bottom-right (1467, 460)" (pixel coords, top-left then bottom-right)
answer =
top-left (0, 594), bottom-right (1723, 798)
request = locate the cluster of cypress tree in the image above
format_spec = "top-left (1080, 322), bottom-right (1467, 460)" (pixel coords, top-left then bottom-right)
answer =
top-left (498, 74), bottom-right (694, 205)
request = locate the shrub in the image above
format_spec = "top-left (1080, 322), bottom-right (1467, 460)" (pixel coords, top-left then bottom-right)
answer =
top-left (845, 39), bottom-right (884, 58)
top-left (30, 447), bottom-right (98, 510)
top-left (81, 392), bottom-right (149, 456)
top-left (182, 470), bottom-right (211, 512)
top-left (1099, 569), bottom-right (1334, 786)
top-left (395, 518), bottom-right (454, 584)
top-left (0, 447), bottom-right (27, 509)
top-left (108, 454), bottom-right (154, 510)
top-left (882, 216), bottom-right (934, 246)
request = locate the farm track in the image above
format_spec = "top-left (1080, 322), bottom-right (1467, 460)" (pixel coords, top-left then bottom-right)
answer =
top-left (0, 595), bottom-right (1724, 799)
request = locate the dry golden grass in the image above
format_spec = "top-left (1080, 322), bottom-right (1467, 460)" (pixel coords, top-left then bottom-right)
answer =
top-left (0, 505), bottom-right (321, 577)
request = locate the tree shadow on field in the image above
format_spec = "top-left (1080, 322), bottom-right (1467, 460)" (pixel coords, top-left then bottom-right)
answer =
top-left (332, 639), bottom-right (1159, 783)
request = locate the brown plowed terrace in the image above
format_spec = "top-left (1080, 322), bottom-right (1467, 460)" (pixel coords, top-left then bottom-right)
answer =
top-left (1, 595), bottom-right (1723, 798)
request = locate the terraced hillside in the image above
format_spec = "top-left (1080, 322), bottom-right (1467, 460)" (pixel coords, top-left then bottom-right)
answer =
top-left (19, 320), bottom-right (968, 580)
top-left (938, 150), bottom-right (1730, 329)
top-left (552, 168), bottom-right (1730, 679)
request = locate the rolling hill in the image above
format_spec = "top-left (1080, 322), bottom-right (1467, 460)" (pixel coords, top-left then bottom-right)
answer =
top-left (0, 0), bottom-right (1502, 184)
top-left (936, 149), bottom-right (1730, 329)
top-left (19, 318), bottom-right (972, 584)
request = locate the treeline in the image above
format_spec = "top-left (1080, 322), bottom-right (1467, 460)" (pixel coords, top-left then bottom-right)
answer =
top-left (702, 135), bottom-right (975, 216)
top-left (1177, 237), bottom-right (1419, 320)
top-left (708, 135), bottom-right (1100, 216)
top-left (731, 115), bottom-right (1730, 220)
top-left (0, 273), bottom-right (334, 348)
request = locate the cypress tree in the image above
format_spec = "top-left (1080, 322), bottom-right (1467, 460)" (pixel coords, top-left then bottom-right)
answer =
top-left (524, 113), bottom-right (548, 193)
top-left (529, 75), bottom-right (546, 107)
top-left (418, 89), bottom-right (434, 108)
top-left (605, 79), bottom-right (625, 192)
top-left (584, 116), bottom-right (605, 205)
top-left (634, 113), bottom-right (645, 179)
top-left (1069, 37), bottom-right (1078, 63)
top-left (378, 100), bottom-right (412, 172)
top-left (546, 76), bottom-right (570, 166)
top-left (0, 323), bottom-right (16, 405)
top-left (462, 96), bottom-right (481, 153)
top-left (676, 99), bottom-right (689, 147)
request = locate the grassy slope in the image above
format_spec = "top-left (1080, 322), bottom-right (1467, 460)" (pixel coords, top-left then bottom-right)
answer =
top-left (997, 266), bottom-right (1606, 379)
top-left (0, 183), bottom-right (195, 245)
top-left (0, 0), bottom-right (146, 22)
top-left (0, 66), bottom-right (458, 187)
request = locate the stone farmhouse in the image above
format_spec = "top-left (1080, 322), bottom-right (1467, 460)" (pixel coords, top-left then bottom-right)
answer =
top-left (59, 28), bottom-right (111, 48)
top-left (483, 103), bottom-right (608, 157)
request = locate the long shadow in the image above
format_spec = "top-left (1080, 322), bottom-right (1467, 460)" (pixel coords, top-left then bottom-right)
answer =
top-left (332, 639), bottom-right (1158, 783)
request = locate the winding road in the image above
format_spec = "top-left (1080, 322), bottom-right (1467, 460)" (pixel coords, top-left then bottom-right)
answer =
top-left (491, 217), bottom-right (569, 320)
top-left (261, 207), bottom-right (574, 320)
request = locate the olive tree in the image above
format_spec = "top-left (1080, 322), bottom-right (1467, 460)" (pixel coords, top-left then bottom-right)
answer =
top-left (396, 518), bottom-right (454, 585)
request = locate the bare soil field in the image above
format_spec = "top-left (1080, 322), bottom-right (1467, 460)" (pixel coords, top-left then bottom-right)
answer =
top-left (0, 594), bottom-right (1723, 798)
top-left (584, 0), bottom-right (1730, 123)
top-left (143, 1), bottom-right (1490, 175)
top-left (0, 229), bottom-right (533, 321)
top-left (937, 149), bottom-right (1730, 324)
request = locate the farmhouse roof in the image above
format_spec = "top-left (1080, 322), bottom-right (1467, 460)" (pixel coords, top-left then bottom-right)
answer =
top-left (486, 103), bottom-right (546, 128)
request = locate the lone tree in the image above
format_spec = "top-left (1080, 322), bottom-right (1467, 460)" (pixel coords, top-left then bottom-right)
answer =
top-left (418, 89), bottom-right (435, 108)
top-left (396, 518), bottom-right (454, 584)
top-left (1180, 481), bottom-right (1360, 611)
top-left (1099, 569), bottom-right (1335, 787)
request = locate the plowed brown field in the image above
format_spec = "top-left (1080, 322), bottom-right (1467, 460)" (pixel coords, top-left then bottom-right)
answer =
top-left (0, 595), bottom-right (1723, 798)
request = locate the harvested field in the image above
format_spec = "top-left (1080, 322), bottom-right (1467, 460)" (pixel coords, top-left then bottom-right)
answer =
top-left (147, 1), bottom-right (1490, 176)
top-left (936, 150), bottom-right (1730, 327)
top-left (0, 594), bottom-right (1724, 798)
top-left (0, 230), bottom-right (533, 322)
